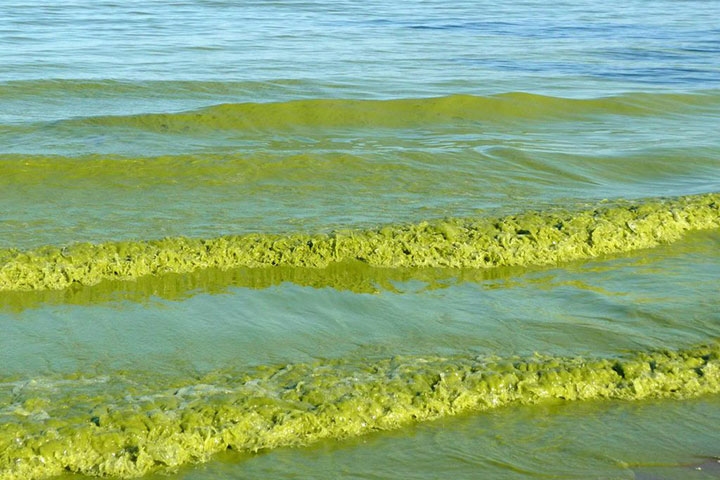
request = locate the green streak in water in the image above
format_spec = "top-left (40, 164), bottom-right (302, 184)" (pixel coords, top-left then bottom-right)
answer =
top-left (44, 91), bottom-right (720, 131)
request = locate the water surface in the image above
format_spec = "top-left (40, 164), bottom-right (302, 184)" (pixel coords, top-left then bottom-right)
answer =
top-left (1, 1), bottom-right (719, 479)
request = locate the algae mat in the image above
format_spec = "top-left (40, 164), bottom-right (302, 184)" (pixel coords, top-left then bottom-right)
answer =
top-left (2, 344), bottom-right (720, 479)
top-left (1, 192), bottom-right (718, 292)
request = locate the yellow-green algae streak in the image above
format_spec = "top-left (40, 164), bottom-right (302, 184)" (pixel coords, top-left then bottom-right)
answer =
top-left (17, 91), bottom-right (720, 134)
top-left (2, 344), bottom-right (719, 479)
top-left (1, 193), bottom-right (718, 292)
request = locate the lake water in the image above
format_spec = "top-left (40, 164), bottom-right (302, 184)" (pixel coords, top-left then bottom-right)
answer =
top-left (1, 1), bottom-right (719, 479)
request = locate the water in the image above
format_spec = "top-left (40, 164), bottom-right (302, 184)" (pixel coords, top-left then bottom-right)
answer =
top-left (1, 1), bottom-right (719, 479)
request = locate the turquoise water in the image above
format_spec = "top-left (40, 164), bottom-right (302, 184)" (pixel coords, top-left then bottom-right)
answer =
top-left (1, 1), bottom-right (720, 479)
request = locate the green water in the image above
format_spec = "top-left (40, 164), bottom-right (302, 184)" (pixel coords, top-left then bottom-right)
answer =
top-left (1, 1), bottom-right (720, 479)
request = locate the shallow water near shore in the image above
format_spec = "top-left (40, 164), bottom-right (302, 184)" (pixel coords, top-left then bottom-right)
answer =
top-left (1, 0), bottom-right (720, 478)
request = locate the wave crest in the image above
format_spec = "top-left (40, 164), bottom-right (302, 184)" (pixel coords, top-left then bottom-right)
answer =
top-left (2, 343), bottom-right (718, 479)
top-left (0, 193), bottom-right (717, 292)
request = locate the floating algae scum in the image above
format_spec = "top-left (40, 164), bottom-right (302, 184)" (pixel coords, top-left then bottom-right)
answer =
top-left (0, 196), bottom-right (718, 479)
top-left (0, 178), bottom-right (715, 464)
top-left (0, 192), bottom-right (718, 292)
top-left (3, 0), bottom-right (720, 479)
top-left (2, 344), bottom-right (720, 479)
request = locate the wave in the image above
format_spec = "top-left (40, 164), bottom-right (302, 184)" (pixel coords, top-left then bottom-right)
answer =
top-left (0, 193), bottom-right (717, 292)
top-left (2, 343), bottom-right (719, 479)
top-left (2, 149), bottom-right (719, 188)
top-left (59, 91), bottom-right (720, 130)
top-left (0, 152), bottom-right (416, 187)
top-left (2, 228), bottom-right (718, 313)
top-left (3, 90), bottom-right (719, 134)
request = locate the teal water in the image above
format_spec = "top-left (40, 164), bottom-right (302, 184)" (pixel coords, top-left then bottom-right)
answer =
top-left (1, 1), bottom-right (720, 479)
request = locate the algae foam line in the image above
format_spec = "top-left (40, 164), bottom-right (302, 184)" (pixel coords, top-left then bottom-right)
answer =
top-left (0, 192), bottom-right (718, 292)
top-left (1, 344), bottom-right (719, 479)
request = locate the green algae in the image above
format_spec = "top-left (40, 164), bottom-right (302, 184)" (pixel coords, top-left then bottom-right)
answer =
top-left (37, 91), bottom-right (720, 133)
top-left (1, 344), bottom-right (719, 479)
top-left (0, 193), bottom-right (717, 293)
top-left (0, 260), bottom-right (538, 312)
top-left (3, 229), bottom-right (719, 313)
